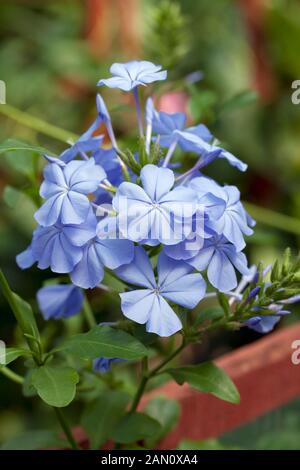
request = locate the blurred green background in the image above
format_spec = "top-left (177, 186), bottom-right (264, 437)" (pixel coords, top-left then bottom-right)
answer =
top-left (1, 0), bottom-right (300, 449)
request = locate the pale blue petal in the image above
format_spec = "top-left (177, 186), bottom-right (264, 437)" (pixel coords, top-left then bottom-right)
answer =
top-left (115, 246), bottom-right (156, 288)
top-left (94, 238), bottom-right (134, 269)
top-left (60, 191), bottom-right (90, 225)
top-left (50, 233), bottom-right (82, 273)
top-left (37, 284), bottom-right (83, 320)
top-left (34, 193), bottom-right (64, 226)
top-left (207, 250), bottom-right (237, 292)
top-left (186, 245), bottom-right (215, 271)
top-left (63, 209), bottom-right (97, 246)
top-left (119, 289), bottom-right (155, 325)
top-left (146, 295), bottom-right (182, 337)
top-left (16, 246), bottom-right (36, 269)
top-left (70, 241), bottom-right (104, 289)
top-left (140, 164), bottom-right (174, 201)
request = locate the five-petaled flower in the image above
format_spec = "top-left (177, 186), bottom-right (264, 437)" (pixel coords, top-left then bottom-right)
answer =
top-left (115, 247), bottom-right (206, 337)
top-left (113, 164), bottom-right (197, 245)
top-left (35, 157), bottom-right (106, 226)
top-left (98, 61), bottom-right (167, 91)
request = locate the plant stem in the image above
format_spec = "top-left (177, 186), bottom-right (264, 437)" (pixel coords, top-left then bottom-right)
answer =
top-left (129, 338), bottom-right (186, 414)
top-left (133, 87), bottom-right (144, 138)
top-left (0, 366), bottom-right (24, 385)
top-left (149, 339), bottom-right (186, 377)
top-left (82, 296), bottom-right (97, 329)
top-left (0, 104), bottom-right (78, 143)
top-left (243, 202), bottom-right (300, 237)
top-left (53, 407), bottom-right (79, 450)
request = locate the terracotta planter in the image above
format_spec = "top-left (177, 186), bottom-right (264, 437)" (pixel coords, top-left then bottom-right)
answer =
top-left (71, 323), bottom-right (300, 449)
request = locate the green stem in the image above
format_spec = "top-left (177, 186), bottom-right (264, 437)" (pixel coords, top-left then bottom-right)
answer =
top-left (53, 407), bottom-right (79, 450)
top-left (82, 296), bottom-right (97, 329)
top-left (129, 357), bottom-right (149, 413)
top-left (243, 202), bottom-right (300, 237)
top-left (0, 104), bottom-right (78, 143)
top-left (149, 339), bottom-right (186, 377)
top-left (0, 366), bottom-right (24, 385)
top-left (129, 338), bottom-right (186, 414)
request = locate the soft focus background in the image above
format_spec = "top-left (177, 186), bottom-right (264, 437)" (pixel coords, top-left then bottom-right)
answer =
top-left (1, 0), bottom-right (300, 449)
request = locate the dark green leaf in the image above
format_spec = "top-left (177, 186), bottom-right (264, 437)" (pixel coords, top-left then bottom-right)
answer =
top-left (0, 270), bottom-right (41, 357)
top-left (111, 412), bottom-right (162, 444)
top-left (144, 396), bottom-right (180, 446)
top-left (1, 430), bottom-right (67, 450)
top-left (166, 362), bottom-right (240, 404)
top-left (193, 307), bottom-right (224, 327)
top-left (82, 390), bottom-right (130, 449)
top-left (31, 365), bottom-right (79, 407)
top-left (132, 324), bottom-right (158, 346)
top-left (62, 325), bottom-right (148, 360)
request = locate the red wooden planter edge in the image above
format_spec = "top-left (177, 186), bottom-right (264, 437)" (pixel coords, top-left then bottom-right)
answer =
top-left (72, 323), bottom-right (300, 449)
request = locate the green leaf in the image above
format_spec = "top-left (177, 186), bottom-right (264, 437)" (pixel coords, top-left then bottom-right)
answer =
top-left (111, 412), bottom-right (162, 444)
top-left (166, 362), bottom-right (240, 404)
top-left (62, 325), bottom-right (148, 360)
top-left (193, 307), bottom-right (224, 327)
top-left (31, 365), bottom-right (79, 407)
top-left (1, 430), bottom-right (67, 450)
top-left (178, 438), bottom-right (237, 450)
top-left (220, 90), bottom-right (258, 113)
top-left (0, 138), bottom-right (49, 155)
top-left (189, 91), bottom-right (217, 121)
top-left (144, 396), bottom-right (180, 446)
top-left (217, 292), bottom-right (231, 316)
top-left (22, 370), bottom-right (37, 397)
top-left (82, 390), bottom-right (130, 449)
top-left (0, 270), bottom-right (41, 357)
top-left (1, 347), bottom-right (31, 366)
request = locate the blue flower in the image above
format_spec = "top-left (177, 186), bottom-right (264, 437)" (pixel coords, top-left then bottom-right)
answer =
top-left (93, 357), bottom-right (123, 373)
top-left (93, 148), bottom-right (123, 204)
top-left (60, 121), bottom-right (103, 163)
top-left (189, 177), bottom-right (254, 251)
top-left (185, 235), bottom-right (249, 292)
top-left (173, 129), bottom-right (247, 172)
top-left (146, 98), bottom-right (212, 149)
top-left (244, 316), bottom-right (281, 333)
top-left (115, 247), bottom-right (206, 337)
top-left (37, 284), bottom-right (83, 320)
top-left (17, 209), bottom-right (97, 273)
top-left (112, 164), bottom-right (197, 245)
top-left (98, 61), bottom-right (167, 91)
top-left (35, 157), bottom-right (106, 226)
top-left (70, 217), bottom-right (134, 289)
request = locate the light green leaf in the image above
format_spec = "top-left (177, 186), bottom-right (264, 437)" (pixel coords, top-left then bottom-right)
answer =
top-left (82, 390), bottom-right (130, 449)
top-left (220, 90), bottom-right (258, 113)
top-left (1, 430), bottom-right (67, 450)
top-left (0, 270), bottom-right (41, 357)
top-left (178, 438), bottom-right (237, 450)
top-left (0, 138), bottom-right (49, 155)
top-left (166, 362), bottom-right (240, 404)
top-left (31, 365), bottom-right (79, 407)
top-left (1, 347), bottom-right (31, 366)
top-left (145, 396), bottom-right (181, 446)
top-left (62, 325), bottom-right (148, 360)
top-left (111, 412), bottom-right (162, 444)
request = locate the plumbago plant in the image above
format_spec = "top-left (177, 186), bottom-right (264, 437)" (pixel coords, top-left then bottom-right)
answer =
top-left (1, 60), bottom-right (300, 450)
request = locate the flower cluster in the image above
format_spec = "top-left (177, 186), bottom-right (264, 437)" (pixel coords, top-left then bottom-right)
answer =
top-left (17, 60), bottom-right (262, 337)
